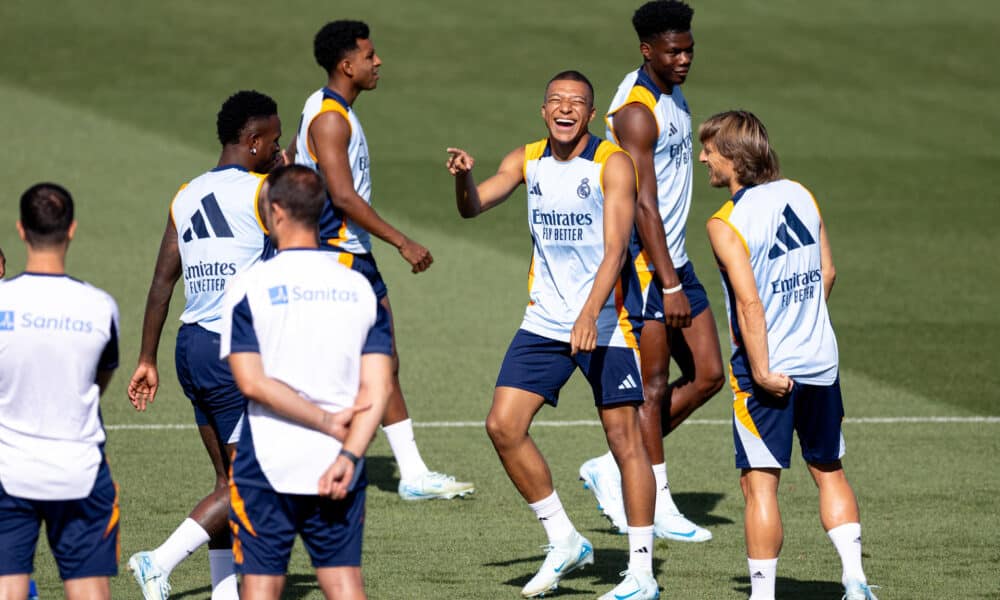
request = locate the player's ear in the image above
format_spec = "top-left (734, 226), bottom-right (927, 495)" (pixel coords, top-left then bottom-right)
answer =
top-left (67, 220), bottom-right (78, 241)
top-left (639, 41), bottom-right (652, 62)
top-left (587, 106), bottom-right (596, 123)
top-left (15, 220), bottom-right (26, 242)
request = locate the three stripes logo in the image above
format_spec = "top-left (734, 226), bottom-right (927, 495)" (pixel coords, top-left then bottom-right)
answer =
top-left (767, 205), bottom-right (816, 259)
top-left (181, 193), bottom-right (234, 243)
top-left (529, 182), bottom-right (543, 196)
top-left (618, 374), bottom-right (638, 390)
top-left (668, 122), bottom-right (678, 136)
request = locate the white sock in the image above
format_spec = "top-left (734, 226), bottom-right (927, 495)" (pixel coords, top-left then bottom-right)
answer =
top-left (208, 549), bottom-right (238, 600)
top-left (627, 525), bottom-right (654, 572)
top-left (383, 418), bottom-right (429, 481)
top-left (652, 462), bottom-right (679, 515)
top-left (152, 518), bottom-right (210, 574)
top-left (529, 491), bottom-right (575, 544)
top-left (747, 557), bottom-right (778, 600)
top-left (828, 522), bottom-right (866, 586)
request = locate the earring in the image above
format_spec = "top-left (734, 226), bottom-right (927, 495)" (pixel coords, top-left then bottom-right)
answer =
top-left (250, 147), bottom-right (257, 155)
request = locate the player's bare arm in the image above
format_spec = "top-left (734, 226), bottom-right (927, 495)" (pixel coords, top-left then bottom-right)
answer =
top-left (707, 218), bottom-right (792, 397)
top-left (614, 103), bottom-right (690, 328)
top-left (128, 213), bottom-right (182, 411)
top-left (310, 112), bottom-right (432, 273)
top-left (228, 351), bottom-right (371, 441)
top-left (283, 133), bottom-right (297, 166)
top-left (819, 217), bottom-right (836, 301)
top-left (571, 151), bottom-right (637, 355)
top-left (448, 146), bottom-right (525, 218)
top-left (319, 352), bottom-right (392, 500)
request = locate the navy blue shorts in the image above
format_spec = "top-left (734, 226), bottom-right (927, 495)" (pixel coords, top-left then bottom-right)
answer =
top-left (641, 261), bottom-right (711, 322)
top-left (496, 329), bottom-right (644, 407)
top-left (0, 459), bottom-right (119, 579)
top-left (230, 474), bottom-right (367, 575)
top-left (175, 323), bottom-right (246, 444)
top-left (324, 249), bottom-right (388, 300)
top-left (732, 377), bottom-right (846, 469)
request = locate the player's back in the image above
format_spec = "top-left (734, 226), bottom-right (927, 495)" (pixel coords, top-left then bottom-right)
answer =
top-left (713, 179), bottom-right (838, 386)
top-left (606, 68), bottom-right (693, 268)
top-left (521, 134), bottom-right (641, 349)
top-left (0, 273), bottom-right (119, 500)
top-left (295, 87), bottom-right (372, 254)
top-left (171, 165), bottom-right (267, 333)
top-left (222, 249), bottom-right (383, 494)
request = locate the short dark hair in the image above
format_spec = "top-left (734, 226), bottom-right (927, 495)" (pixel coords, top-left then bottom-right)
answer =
top-left (264, 165), bottom-right (326, 226)
top-left (314, 20), bottom-right (370, 74)
top-left (633, 0), bottom-right (694, 41)
top-left (698, 110), bottom-right (781, 186)
top-left (216, 90), bottom-right (278, 146)
top-left (20, 183), bottom-right (74, 247)
top-left (545, 70), bottom-right (595, 105)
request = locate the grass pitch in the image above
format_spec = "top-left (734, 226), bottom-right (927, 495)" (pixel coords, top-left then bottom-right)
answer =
top-left (1, 0), bottom-right (998, 598)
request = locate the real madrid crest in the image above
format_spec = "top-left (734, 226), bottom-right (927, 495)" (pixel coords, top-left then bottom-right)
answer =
top-left (576, 178), bottom-right (591, 199)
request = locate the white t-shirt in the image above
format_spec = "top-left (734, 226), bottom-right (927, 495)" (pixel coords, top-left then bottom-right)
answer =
top-left (0, 273), bottom-right (119, 500)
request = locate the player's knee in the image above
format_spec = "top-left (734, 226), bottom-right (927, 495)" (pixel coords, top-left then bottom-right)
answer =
top-left (641, 373), bottom-right (669, 409)
top-left (484, 413), bottom-right (522, 449)
top-left (696, 366), bottom-right (725, 401)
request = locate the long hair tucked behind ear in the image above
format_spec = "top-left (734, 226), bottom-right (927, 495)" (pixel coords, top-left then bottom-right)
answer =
top-left (698, 110), bottom-right (780, 187)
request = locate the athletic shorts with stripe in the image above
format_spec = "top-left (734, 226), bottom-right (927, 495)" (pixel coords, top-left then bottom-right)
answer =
top-left (175, 323), bottom-right (246, 444)
top-left (322, 248), bottom-right (388, 300)
top-left (641, 260), bottom-right (711, 322)
top-left (0, 458), bottom-right (119, 579)
top-left (732, 376), bottom-right (846, 469)
top-left (496, 329), bottom-right (644, 407)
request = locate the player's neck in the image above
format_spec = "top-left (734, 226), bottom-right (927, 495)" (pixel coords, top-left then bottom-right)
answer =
top-left (642, 63), bottom-right (674, 95)
top-left (274, 227), bottom-right (320, 251)
top-left (730, 182), bottom-right (744, 197)
top-left (217, 147), bottom-right (252, 171)
top-left (326, 78), bottom-right (360, 106)
top-left (548, 133), bottom-right (592, 162)
top-left (24, 248), bottom-right (67, 275)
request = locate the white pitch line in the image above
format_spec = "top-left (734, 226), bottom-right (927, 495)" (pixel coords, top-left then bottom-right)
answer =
top-left (103, 416), bottom-right (1000, 431)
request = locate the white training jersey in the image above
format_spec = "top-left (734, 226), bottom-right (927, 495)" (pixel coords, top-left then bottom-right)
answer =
top-left (711, 179), bottom-right (838, 387)
top-left (0, 273), bottom-right (119, 500)
top-left (606, 67), bottom-right (693, 270)
top-left (520, 134), bottom-right (641, 349)
top-left (295, 87), bottom-right (373, 254)
top-left (220, 249), bottom-right (391, 494)
top-left (171, 165), bottom-right (267, 334)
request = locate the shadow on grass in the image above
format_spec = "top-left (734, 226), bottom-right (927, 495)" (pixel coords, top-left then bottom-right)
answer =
top-left (171, 575), bottom-right (324, 599)
top-left (487, 547), bottom-right (667, 595)
top-left (364, 454), bottom-right (400, 494)
top-left (732, 575), bottom-right (843, 598)
top-left (172, 585), bottom-right (212, 599)
top-left (674, 491), bottom-right (734, 527)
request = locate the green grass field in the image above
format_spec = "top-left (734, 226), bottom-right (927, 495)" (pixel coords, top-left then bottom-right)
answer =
top-left (2, 0), bottom-right (998, 598)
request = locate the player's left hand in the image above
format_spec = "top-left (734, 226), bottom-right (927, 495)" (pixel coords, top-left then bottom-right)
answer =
top-left (570, 315), bottom-right (598, 355)
top-left (445, 148), bottom-right (475, 176)
top-left (321, 403), bottom-right (371, 441)
top-left (318, 456), bottom-right (354, 500)
top-left (398, 237), bottom-right (433, 273)
top-left (127, 362), bottom-right (159, 411)
top-left (758, 371), bottom-right (794, 398)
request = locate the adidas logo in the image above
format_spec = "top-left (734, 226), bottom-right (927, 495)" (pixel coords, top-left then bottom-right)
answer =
top-left (529, 182), bottom-right (543, 196)
top-left (633, 546), bottom-right (649, 554)
top-left (618, 374), bottom-right (638, 390)
top-left (751, 571), bottom-right (765, 580)
top-left (181, 193), bottom-right (234, 243)
top-left (668, 122), bottom-right (678, 136)
top-left (854, 536), bottom-right (862, 544)
top-left (767, 204), bottom-right (816, 259)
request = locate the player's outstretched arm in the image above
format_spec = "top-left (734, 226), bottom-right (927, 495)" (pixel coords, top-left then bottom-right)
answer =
top-left (311, 113), bottom-right (432, 273)
top-left (319, 352), bottom-right (392, 499)
top-left (707, 218), bottom-right (792, 397)
top-left (447, 146), bottom-right (525, 218)
top-left (819, 217), bottom-right (836, 301)
top-left (128, 214), bottom-right (182, 411)
top-left (571, 152), bottom-right (636, 355)
top-left (613, 105), bottom-right (689, 328)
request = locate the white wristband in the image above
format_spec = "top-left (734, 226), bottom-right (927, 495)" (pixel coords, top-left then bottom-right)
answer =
top-left (663, 284), bottom-right (684, 295)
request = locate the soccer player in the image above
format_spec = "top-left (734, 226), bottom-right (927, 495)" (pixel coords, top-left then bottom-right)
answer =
top-left (223, 165), bottom-right (392, 599)
top-left (0, 183), bottom-right (120, 600)
top-left (126, 90), bottom-right (283, 600)
top-left (288, 19), bottom-right (473, 501)
top-left (447, 71), bottom-right (659, 600)
top-left (701, 110), bottom-right (878, 600)
top-left (579, 0), bottom-right (722, 543)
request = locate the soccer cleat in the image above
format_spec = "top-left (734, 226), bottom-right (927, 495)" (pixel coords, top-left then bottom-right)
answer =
top-left (653, 510), bottom-right (713, 542)
top-left (520, 531), bottom-right (594, 598)
top-left (128, 551), bottom-right (172, 600)
top-left (398, 471), bottom-right (474, 501)
top-left (579, 455), bottom-right (627, 533)
top-left (843, 580), bottom-right (879, 600)
top-left (598, 568), bottom-right (659, 600)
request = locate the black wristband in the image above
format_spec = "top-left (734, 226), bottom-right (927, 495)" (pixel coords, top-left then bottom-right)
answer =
top-left (339, 448), bottom-right (361, 465)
